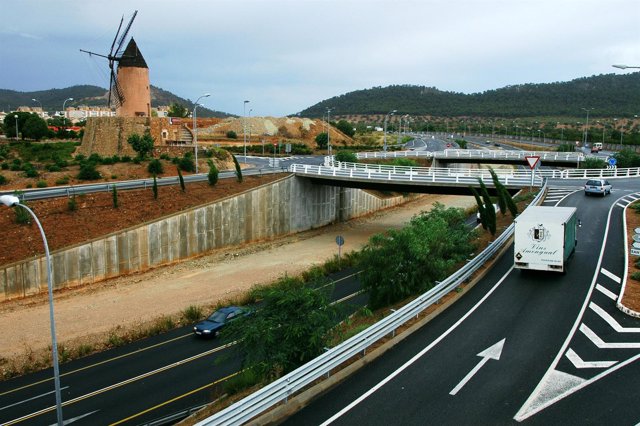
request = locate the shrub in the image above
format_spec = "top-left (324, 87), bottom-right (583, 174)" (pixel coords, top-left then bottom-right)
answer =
top-left (36, 180), bottom-right (47, 188)
top-left (159, 153), bottom-right (171, 161)
top-left (46, 164), bottom-right (62, 172)
top-left (88, 153), bottom-right (103, 164)
top-left (68, 196), bottom-right (77, 211)
top-left (23, 167), bottom-right (39, 178)
top-left (112, 186), bottom-right (118, 208)
top-left (120, 155), bottom-right (132, 163)
top-left (182, 305), bottom-right (203, 322)
top-left (1, 163), bottom-right (8, 170)
top-left (226, 130), bottom-right (238, 139)
top-left (77, 163), bottom-right (101, 180)
top-left (0, 174), bottom-right (6, 185)
top-left (177, 167), bottom-right (185, 192)
top-left (55, 176), bottom-right (70, 185)
top-left (178, 156), bottom-right (195, 172)
top-left (207, 160), bottom-right (219, 186)
top-left (335, 150), bottom-right (358, 163)
top-left (14, 204), bottom-right (31, 225)
top-left (631, 272), bottom-right (640, 282)
top-left (152, 174), bottom-right (158, 199)
top-left (148, 159), bottom-right (164, 175)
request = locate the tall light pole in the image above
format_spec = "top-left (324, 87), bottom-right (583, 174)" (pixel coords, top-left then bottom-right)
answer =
top-left (14, 114), bottom-right (19, 141)
top-left (62, 97), bottom-right (73, 128)
top-left (326, 107), bottom-right (333, 155)
top-left (613, 64), bottom-right (640, 70)
top-left (581, 107), bottom-right (593, 147)
top-left (248, 108), bottom-right (253, 151)
top-left (383, 109), bottom-right (396, 151)
top-left (243, 100), bottom-right (250, 158)
top-left (193, 93), bottom-right (211, 173)
top-left (0, 195), bottom-right (63, 425)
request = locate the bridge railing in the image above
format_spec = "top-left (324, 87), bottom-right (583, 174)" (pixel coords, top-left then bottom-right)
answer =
top-left (289, 164), bottom-right (543, 187)
top-left (195, 181), bottom-right (548, 426)
top-left (537, 167), bottom-right (640, 179)
top-left (353, 149), bottom-right (584, 162)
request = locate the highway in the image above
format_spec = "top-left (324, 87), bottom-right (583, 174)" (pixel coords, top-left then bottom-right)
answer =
top-left (0, 269), bottom-right (365, 425)
top-left (283, 178), bottom-right (640, 425)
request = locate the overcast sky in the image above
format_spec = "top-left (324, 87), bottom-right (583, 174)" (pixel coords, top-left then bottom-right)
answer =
top-left (1, 0), bottom-right (638, 116)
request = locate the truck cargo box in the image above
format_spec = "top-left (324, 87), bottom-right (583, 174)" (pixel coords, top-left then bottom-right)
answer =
top-left (514, 206), bottom-right (577, 272)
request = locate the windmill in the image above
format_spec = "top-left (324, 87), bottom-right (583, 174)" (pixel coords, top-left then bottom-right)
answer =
top-left (80, 10), bottom-right (138, 108)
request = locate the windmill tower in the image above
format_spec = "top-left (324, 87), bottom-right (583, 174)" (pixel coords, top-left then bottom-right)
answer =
top-left (80, 10), bottom-right (151, 117)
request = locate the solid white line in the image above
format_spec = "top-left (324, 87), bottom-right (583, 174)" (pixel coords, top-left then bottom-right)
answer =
top-left (589, 302), bottom-right (640, 332)
top-left (0, 387), bottom-right (70, 411)
top-left (616, 203), bottom-right (627, 208)
top-left (320, 267), bottom-right (514, 425)
top-left (595, 284), bottom-right (617, 301)
top-left (565, 348), bottom-right (616, 369)
top-left (600, 268), bottom-right (621, 284)
top-left (580, 323), bottom-right (640, 349)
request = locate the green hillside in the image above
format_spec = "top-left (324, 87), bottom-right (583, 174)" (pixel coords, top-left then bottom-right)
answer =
top-left (0, 85), bottom-right (232, 118)
top-left (299, 72), bottom-right (640, 118)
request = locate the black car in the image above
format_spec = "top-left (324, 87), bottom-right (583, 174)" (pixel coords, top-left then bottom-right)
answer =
top-left (193, 306), bottom-right (250, 337)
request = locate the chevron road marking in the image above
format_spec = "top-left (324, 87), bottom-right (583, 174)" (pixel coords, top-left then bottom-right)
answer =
top-left (589, 303), bottom-right (640, 333)
top-left (600, 268), bottom-right (621, 284)
top-left (580, 323), bottom-right (640, 349)
top-left (565, 348), bottom-right (617, 369)
top-left (595, 284), bottom-right (618, 301)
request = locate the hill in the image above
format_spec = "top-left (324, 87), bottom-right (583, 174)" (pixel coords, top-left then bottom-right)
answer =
top-left (299, 72), bottom-right (640, 118)
top-left (0, 85), bottom-right (232, 118)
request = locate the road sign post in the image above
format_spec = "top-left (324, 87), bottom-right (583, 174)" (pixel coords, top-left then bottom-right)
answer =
top-left (335, 235), bottom-right (345, 262)
top-left (525, 156), bottom-right (541, 189)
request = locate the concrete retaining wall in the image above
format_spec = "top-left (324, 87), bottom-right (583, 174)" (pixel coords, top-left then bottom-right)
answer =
top-left (0, 176), bottom-right (408, 301)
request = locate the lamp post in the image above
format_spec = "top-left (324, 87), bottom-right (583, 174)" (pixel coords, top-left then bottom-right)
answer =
top-left (248, 108), bottom-right (253, 151)
top-left (383, 109), bottom-right (396, 151)
top-left (14, 114), bottom-right (19, 141)
top-left (538, 129), bottom-right (545, 144)
top-left (581, 107), bottom-right (593, 147)
top-left (326, 107), bottom-right (333, 155)
top-left (0, 195), bottom-right (63, 425)
top-left (193, 93), bottom-right (211, 173)
top-left (62, 97), bottom-right (73, 128)
top-left (243, 100), bottom-right (250, 158)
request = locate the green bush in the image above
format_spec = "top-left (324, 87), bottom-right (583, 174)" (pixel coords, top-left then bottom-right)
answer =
top-left (631, 272), bottom-right (640, 282)
top-left (335, 150), bottom-right (358, 163)
top-left (581, 157), bottom-right (607, 169)
top-left (68, 196), bottom-right (77, 211)
top-left (207, 160), bottom-right (219, 186)
top-left (182, 305), bottom-right (203, 322)
top-left (55, 176), bottom-right (70, 185)
top-left (178, 156), bottom-right (195, 172)
top-left (1, 163), bottom-right (8, 170)
top-left (23, 167), bottom-right (39, 178)
top-left (0, 174), bottom-right (6, 185)
top-left (391, 158), bottom-right (418, 167)
top-left (159, 153), bottom-right (171, 161)
top-left (120, 155), bottom-right (132, 163)
top-left (36, 180), bottom-right (47, 188)
top-left (46, 164), bottom-right (62, 172)
top-left (77, 163), bottom-right (101, 180)
top-left (226, 130), bottom-right (238, 139)
top-left (147, 159), bottom-right (164, 175)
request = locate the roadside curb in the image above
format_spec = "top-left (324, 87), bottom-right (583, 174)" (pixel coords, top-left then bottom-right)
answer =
top-left (248, 234), bottom-right (514, 426)
top-left (617, 199), bottom-right (640, 318)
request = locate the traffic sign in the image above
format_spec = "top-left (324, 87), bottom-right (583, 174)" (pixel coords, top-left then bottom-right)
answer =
top-left (335, 235), bottom-right (345, 246)
top-left (607, 157), bottom-right (617, 166)
top-left (525, 156), bottom-right (540, 170)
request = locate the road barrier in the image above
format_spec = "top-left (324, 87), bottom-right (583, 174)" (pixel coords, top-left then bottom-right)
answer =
top-left (195, 181), bottom-right (548, 425)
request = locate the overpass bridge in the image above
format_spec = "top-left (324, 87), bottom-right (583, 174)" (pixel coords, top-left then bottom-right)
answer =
top-left (289, 162), bottom-right (541, 196)
top-left (356, 149), bottom-right (585, 168)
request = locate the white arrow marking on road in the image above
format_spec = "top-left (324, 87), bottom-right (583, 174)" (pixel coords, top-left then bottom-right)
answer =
top-left (449, 338), bottom-right (505, 396)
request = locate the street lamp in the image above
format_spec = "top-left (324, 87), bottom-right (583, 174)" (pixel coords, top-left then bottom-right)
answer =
top-left (537, 129), bottom-right (545, 144)
top-left (193, 93), bottom-right (211, 173)
top-left (0, 195), bottom-right (64, 425)
top-left (383, 109), bottom-right (396, 151)
top-left (326, 107), bottom-right (333, 155)
top-left (14, 114), bottom-right (19, 141)
top-left (243, 100), bottom-right (250, 158)
top-left (62, 97), bottom-right (73, 128)
top-left (248, 108), bottom-right (253, 151)
top-left (581, 107), bottom-right (593, 147)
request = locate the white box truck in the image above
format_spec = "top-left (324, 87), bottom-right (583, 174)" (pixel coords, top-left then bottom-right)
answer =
top-left (514, 206), bottom-right (578, 272)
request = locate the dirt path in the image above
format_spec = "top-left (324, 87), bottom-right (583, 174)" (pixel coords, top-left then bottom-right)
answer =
top-left (0, 195), bottom-right (475, 362)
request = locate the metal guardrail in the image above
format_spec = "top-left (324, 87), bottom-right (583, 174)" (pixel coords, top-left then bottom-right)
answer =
top-left (195, 181), bottom-right (548, 425)
top-left (0, 168), bottom-right (287, 202)
top-left (290, 163), bottom-right (543, 187)
top-left (536, 167), bottom-right (640, 180)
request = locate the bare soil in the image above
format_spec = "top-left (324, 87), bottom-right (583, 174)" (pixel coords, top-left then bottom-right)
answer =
top-left (623, 204), bottom-right (640, 312)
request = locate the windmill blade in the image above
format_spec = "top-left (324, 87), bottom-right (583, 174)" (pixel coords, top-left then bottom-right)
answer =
top-left (108, 69), bottom-right (115, 107)
top-left (109, 15), bottom-right (124, 58)
top-left (111, 73), bottom-right (125, 108)
top-left (115, 10), bottom-right (138, 56)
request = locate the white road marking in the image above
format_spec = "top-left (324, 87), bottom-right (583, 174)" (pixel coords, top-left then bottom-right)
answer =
top-left (589, 302), bottom-right (640, 333)
top-left (565, 348), bottom-right (617, 369)
top-left (580, 323), bottom-right (640, 349)
top-left (450, 338), bottom-right (505, 395)
top-left (56, 409), bottom-right (99, 425)
top-left (320, 267), bottom-right (514, 425)
top-left (600, 268), bottom-right (621, 284)
top-left (616, 203), bottom-right (627, 208)
top-left (0, 387), bottom-right (70, 411)
top-left (595, 284), bottom-right (618, 301)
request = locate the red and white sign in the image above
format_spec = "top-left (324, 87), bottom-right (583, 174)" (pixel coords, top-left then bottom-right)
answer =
top-left (525, 156), bottom-right (540, 170)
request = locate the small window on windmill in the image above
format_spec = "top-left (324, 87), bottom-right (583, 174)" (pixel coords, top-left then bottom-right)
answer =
top-left (161, 130), bottom-right (168, 140)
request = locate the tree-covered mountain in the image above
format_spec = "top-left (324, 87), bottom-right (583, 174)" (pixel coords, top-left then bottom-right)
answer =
top-left (0, 85), bottom-right (231, 118)
top-left (299, 72), bottom-right (640, 118)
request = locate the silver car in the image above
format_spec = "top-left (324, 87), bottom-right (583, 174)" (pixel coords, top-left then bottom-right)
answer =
top-left (584, 179), bottom-right (612, 196)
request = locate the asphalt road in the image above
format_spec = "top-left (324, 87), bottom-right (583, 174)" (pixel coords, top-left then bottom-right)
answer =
top-left (0, 269), bottom-right (365, 425)
top-left (283, 178), bottom-right (640, 425)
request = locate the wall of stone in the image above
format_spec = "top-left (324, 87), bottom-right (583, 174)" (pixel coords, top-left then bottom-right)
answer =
top-left (79, 117), bottom-right (150, 157)
top-left (0, 176), bottom-right (409, 301)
